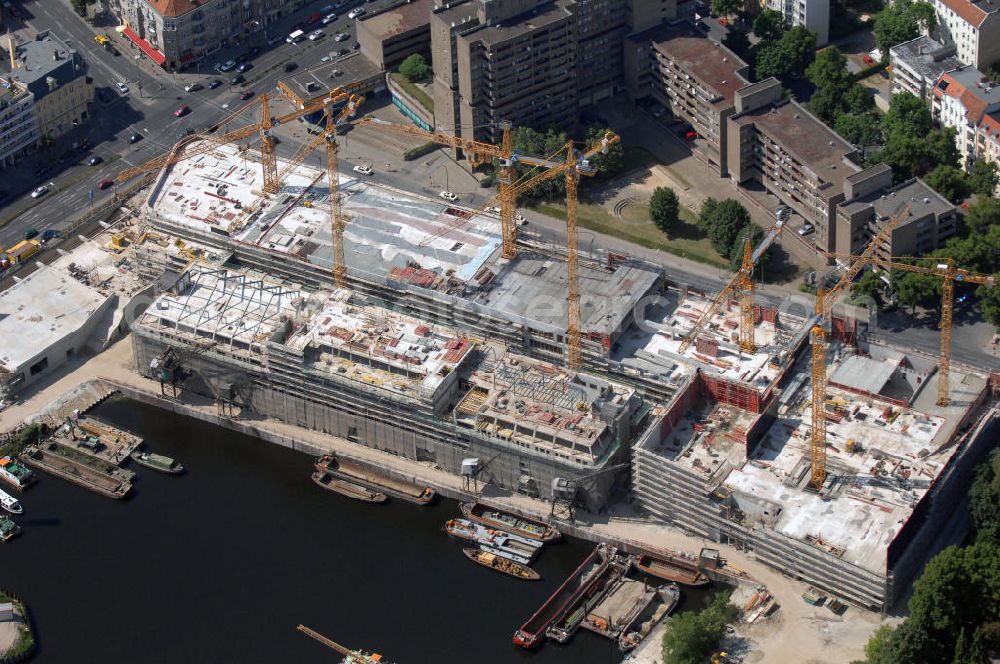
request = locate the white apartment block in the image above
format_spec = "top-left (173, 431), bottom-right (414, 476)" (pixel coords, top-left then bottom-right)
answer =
top-left (890, 36), bottom-right (962, 101)
top-left (764, 0), bottom-right (829, 46)
top-left (0, 79), bottom-right (38, 169)
top-left (933, 0), bottom-right (1000, 69)
top-left (933, 66), bottom-right (1000, 178)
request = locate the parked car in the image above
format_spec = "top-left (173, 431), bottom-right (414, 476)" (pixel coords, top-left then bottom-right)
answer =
top-left (347, 7), bottom-right (366, 19)
top-left (775, 205), bottom-right (790, 221)
top-left (208, 79), bottom-right (223, 89)
top-left (515, 214), bottom-right (527, 226)
top-left (106, 45), bottom-right (120, 56)
top-left (798, 224), bottom-right (815, 236)
top-left (439, 191), bottom-right (458, 202)
top-left (128, 133), bottom-right (142, 144)
top-left (353, 164), bottom-right (373, 175)
top-left (337, 48), bottom-right (349, 56)
top-left (236, 62), bottom-right (252, 73)
top-left (42, 229), bottom-right (62, 242)
top-left (30, 186), bottom-right (48, 199)
top-left (184, 82), bottom-right (203, 92)
top-left (98, 179), bottom-right (115, 190)
top-left (87, 155), bottom-right (103, 166)
top-left (684, 130), bottom-right (698, 141)
top-left (23, 228), bottom-right (39, 239)
top-left (284, 62), bottom-right (298, 72)
top-left (353, 42), bottom-right (360, 50)
top-left (230, 74), bottom-right (245, 85)
top-left (309, 29), bottom-right (325, 41)
top-left (320, 55), bottom-right (333, 63)
top-left (96, 88), bottom-right (113, 103)
top-left (174, 105), bottom-right (191, 117)
top-left (240, 90), bottom-right (255, 100)
top-left (322, 13), bottom-right (337, 25)
top-left (335, 32), bottom-right (349, 42)
top-left (218, 60), bottom-right (237, 72)
top-left (116, 81), bottom-right (129, 94)
top-left (177, 128), bottom-right (196, 139)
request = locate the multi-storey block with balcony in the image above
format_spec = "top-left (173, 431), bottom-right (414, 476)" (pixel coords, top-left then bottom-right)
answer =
top-left (764, 0), bottom-right (829, 46)
top-left (890, 36), bottom-right (962, 102)
top-left (9, 31), bottom-right (92, 143)
top-left (933, 0), bottom-right (1000, 69)
top-left (357, 0), bottom-right (433, 70)
top-left (835, 164), bottom-right (958, 258)
top-left (0, 77), bottom-right (37, 169)
top-left (625, 24), bottom-right (750, 175)
top-left (933, 65), bottom-right (1000, 172)
top-left (725, 78), bottom-right (861, 253)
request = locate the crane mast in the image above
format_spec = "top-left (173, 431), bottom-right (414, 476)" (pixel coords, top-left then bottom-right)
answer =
top-left (327, 130), bottom-right (346, 289)
top-left (564, 141), bottom-right (582, 371)
top-left (259, 93), bottom-right (279, 194)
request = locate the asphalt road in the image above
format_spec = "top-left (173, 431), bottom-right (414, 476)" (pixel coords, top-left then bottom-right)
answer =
top-left (0, 0), bottom-right (392, 247)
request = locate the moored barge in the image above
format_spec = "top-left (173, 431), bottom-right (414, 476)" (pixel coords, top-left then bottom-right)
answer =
top-left (311, 470), bottom-right (388, 503)
top-left (635, 552), bottom-right (710, 587)
top-left (444, 518), bottom-right (543, 564)
top-left (463, 548), bottom-right (541, 581)
top-left (618, 583), bottom-right (681, 652)
top-left (315, 454), bottom-right (435, 505)
top-left (459, 502), bottom-right (561, 542)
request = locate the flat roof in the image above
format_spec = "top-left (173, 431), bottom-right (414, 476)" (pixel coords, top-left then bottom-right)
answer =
top-left (828, 355), bottom-right (896, 396)
top-left (890, 36), bottom-right (962, 83)
top-left (0, 265), bottom-right (108, 373)
top-left (148, 142), bottom-right (657, 338)
top-left (734, 100), bottom-right (859, 193)
top-left (652, 31), bottom-right (749, 110)
top-left (459, 0), bottom-right (573, 46)
top-left (287, 53), bottom-right (382, 95)
top-left (840, 178), bottom-right (954, 223)
top-left (357, 0), bottom-right (433, 40)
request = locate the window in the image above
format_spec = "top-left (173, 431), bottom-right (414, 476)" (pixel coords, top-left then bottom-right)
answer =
top-left (29, 357), bottom-right (49, 375)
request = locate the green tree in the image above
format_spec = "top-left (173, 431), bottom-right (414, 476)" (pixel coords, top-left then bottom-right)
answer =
top-left (980, 284), bottom-right (1000, 328)
top-left (876, 127), bottom-right (960, 181)
top-left (723, 28), bottom-right (753, 61)
top-left (965, 196), bottom-right (1000, 235)
top-left (835, 113), bottom-right (881, 147)
top-left (874, 0), bottom-right (936, 54)
top-left (511, 126), bottom-right (570, 198)
top-left (399, 53), bottom-right (431, 82)
top-left (969, 160), bottom-right (999, 197)
top-left (699, 198), bottom-right (753, 256)
top-left (650, 187), bottom-right (680, 234)
top-left (807, 47), bottom-right (853, 94)
top-left (894, 270), bottom-right (939, 314)
top-left (852, 269), bottom-right (885, 308)
top-left (755, 26), bottom-right (817, 81)
top-left (661, 592), bottom-right (737, 664)
top-left (969, 451), bottom-right (1000, 544)
top-left (923, 164), bottom-right (970, 203)
top-left (584, 124), bottom-right (624, 177)
top-left (753, 9), bottom-right (786, 43)
top-left (711, 0), bottom-right (743, 17)
top-left (883, 92), bottom-right (933, 141)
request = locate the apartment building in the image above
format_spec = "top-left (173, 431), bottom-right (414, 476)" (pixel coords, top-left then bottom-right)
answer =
top-left (933, 0), bottom-right (1000, 69)
top-left (11, 32), bottom-right (92, 142)
top-left (105, 0), bottom-right (304, 70)
top-left (625, 24), bottom-right (750, 175)
top-left (726, 78), bottom-right (861, 253)
top-left (0, 78), bottom-right (37, 169)
top-left (933, 65), bottom-right (1000, 170)
top-left (356, 0), bottom-right (433, 70)
top-left (764, 0), bottom-right (829, 46)
top-left (890, 36), bottom-right (962, 101)
top-left (835, 164), bottom-right (958, 258)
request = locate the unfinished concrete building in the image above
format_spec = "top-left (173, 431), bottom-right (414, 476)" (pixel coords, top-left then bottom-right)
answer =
top-left (631, 293), bottom-right (996, 611)
top-left (132, 265), bottom-right (648, 509)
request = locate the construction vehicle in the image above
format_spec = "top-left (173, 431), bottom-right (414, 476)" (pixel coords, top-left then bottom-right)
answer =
top-left (828, 253), bottom-right (995, 407)
top-left (296, 624), bottom-right (389, 663)
top-left (808, 205), bottom-right (910, 490)
top-left (115, 87), bottom-right (362, 187)
top-left (677, 223), bottom-right (785, 356)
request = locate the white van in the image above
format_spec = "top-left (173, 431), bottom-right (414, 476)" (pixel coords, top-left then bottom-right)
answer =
top-left (286, 29), bottom-right (306, 44)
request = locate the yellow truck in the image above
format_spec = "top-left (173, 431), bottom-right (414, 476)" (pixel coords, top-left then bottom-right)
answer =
top-left (6, 239), bottom-right (40, 264)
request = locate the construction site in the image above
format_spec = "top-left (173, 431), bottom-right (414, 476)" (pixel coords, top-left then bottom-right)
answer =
top-left (3, 86), bottom-right (998, 619)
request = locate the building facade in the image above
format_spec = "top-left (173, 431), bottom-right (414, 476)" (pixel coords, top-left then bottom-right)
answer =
top-left (890, 36), bottom-right (962, 102)
top-left (933, 0), bottom-right (1000, 69)
top-left (0, 78), bottom-right (37, 169)
top-left (764, 0), bottom-right (830, 46)
top-left (933, 65), bottom-right (1000, 172)
top-left (356, 0), bottom-right (433, 70)
top-left (10, 31), bottom-right (92, 143)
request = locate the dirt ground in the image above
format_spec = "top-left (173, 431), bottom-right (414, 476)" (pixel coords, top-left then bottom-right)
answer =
top-left (0, 339), bottom-right (889, 663)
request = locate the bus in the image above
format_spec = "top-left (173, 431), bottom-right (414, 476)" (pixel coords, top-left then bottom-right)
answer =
top-left (286, 29), bottom-right (305, 44)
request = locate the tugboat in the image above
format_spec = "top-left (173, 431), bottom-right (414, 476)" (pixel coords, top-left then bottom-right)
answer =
top-left (0, 515), bottom-right (20, 542)
top-left (0, 487), bottom-right (23, 514)
top-left (460, 502), bottom-right (561, 542)
top-left (0, 456), bottom-right (34, 490)
top-left (130, 451), bottom-right (184, 474)
top-left (463, 547), bottom-right (541, 580)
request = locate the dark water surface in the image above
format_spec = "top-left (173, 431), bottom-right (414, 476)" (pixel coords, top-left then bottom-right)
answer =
top-left (4, 397), bottom-right (711, 663)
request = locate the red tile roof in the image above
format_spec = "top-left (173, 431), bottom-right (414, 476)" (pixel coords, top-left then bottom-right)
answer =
top-left (146, 0), bottom-right (201, 18)
top-left (937, 0), bottom-right (991, 28)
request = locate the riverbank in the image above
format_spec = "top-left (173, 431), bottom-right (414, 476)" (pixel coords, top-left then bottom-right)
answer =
top-left (0, 592), bottom-right (34, 664)
top-left (0, 338), bottom-right (883, 663)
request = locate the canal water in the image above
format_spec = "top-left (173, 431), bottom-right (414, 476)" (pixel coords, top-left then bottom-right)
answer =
top-left (4, 397), bottom-right (715, 663)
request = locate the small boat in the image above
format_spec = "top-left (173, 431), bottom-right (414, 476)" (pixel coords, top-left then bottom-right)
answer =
top-left (0, 515), bottom-right (20, 542)
top-left (0, 488), bottom-right (23, 514)
top-left (444, 518), bottom-right (544, 563)
top-left (463, 547), bottom-right (541, 580)
top-left (311, 471), bottom-right (388, 504)
top-left (130, 451), bottom-right (184, 474)
top-left (635, 553), bottom-right (710, 587)
top-left (460, 501), bottom-right (561, 542)
top-left (0, 456), bottom-right (34, 490)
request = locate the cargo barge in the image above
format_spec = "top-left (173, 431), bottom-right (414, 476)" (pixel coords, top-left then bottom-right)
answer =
top-left (617, 583), bottom-right (680, 652)
top-left (512, 544), bottom-right (610, 649)
top-left (311, 470), bottom-right (388, 503)
top-left (20, 445), bottom-right (132, 499)
top-left (315, 454), bottom-right (435, 505)
top-left (635, 552), bottom-right (710, 587)
top-left (459, 502), bottom-right (561, 542)
top-left (463, 548), bottom-right (541, 581)
top-left (444, 518), bottom-right (543, 564)
top-left (545, 549), bottom-right (629, 643)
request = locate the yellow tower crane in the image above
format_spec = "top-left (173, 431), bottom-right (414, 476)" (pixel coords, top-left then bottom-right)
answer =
top-left (826, 254), bottom-right (995, 407)
top-left (677, 222), bottom-right (785, 356)
top-left (809, 204), bottom-right (910, 490)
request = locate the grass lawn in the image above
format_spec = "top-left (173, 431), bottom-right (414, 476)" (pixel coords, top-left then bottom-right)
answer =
top-left (528, 199), bottom-right (730, 269)
top-left (390, 73), bottom-right (434, 114)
